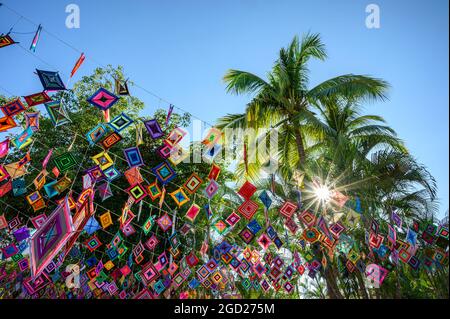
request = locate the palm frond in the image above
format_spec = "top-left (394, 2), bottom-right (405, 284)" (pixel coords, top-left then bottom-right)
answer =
top-left (216, 113), bottom-right (247, 130)
top-left (308, 74), bottom-right (390, 103)
top-left (223, 70), bottom-right (270, 95)
top-left (347, 114), bottom-right (387, 128)
top-left (298, 32), bottom-right (327, 62)
top-left (349, 124), bottom-right (397, 138)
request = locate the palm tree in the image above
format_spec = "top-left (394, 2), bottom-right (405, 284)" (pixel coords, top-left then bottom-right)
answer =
top-left (317, 145), bottom-right (439, 298)
top-left (217, 33), bottom-right (389, 177)
top-left (215, 33), bottom-right (446, 299)
top-left (306, 98), bottom-right (407, 161)
top-left (216, 33), bottom-right (393, 299)
top-left (360, 150), bottom-right (438, 220)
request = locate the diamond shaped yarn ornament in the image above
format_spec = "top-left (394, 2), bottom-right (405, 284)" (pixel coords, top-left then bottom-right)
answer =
top-left (104, 166), bottom-right (121, 182)
top-left (26, 190), bottom-right (42, 205)
top-left (329, 222), bottom-right (346, 239)
top-left (114, 78), bottom-right (130, 96)
top-left (11, 127), bottom-right (34, 149)
top-left (36, 69), bottom-right (66, 91)
top-left (247, 219), bottom-right (262, 235)
top-left (365, 263), bottom-right (388, 287)
top-left (204, 203), bottom-right (213, 220)
top-left (168, 144), bottom-right (189, 166)
top-left (185, 204), bottom-right (201, 222)
top-left (170, 188), bottom-right (190, 207)
top-left (204, 179), bottom-right (219, 199)
top-left (0, 214), bottom-right (8, 229)
top-left (24, 92), bottom-right (52, 107)
top-left (212, 219), bottom-right (228, 235)
top-left (225, 212), bottom-right (241, 227)
top-left (145, 235), bottom-right (159, 250)
top-left (0, 188), bottom-right (13, 203)
top-left (108, 112), bottom-right (133, 132)
top-left (123, 147), bottom-right (144, 168)
top-left (0, 165), bottom-right (10, 183)
top-left (157, 213), bottom-right (173, 232)
top-left (54, 176), bottom-right (72, 194)
top-left (238, 181), bottom-right (257, 200)
top-left (279, 201), bottom-right (297, 218)
top-left (12, 178), bottom-right (27, 196)
top-left (237, 200), bottom-right (259, 220)
top-left (4, 162), bottom-right (28, 179)
top-left (85, 235), bottom-right (102, 252)
top-left (142, 216), bottom-right (155, 235)
top-left (1, 243), bottom-right (19, 259)
top-left (24, 112), bottom-right (40, 132)
top-left (0, 116), bottom-right (17, 132)
top-left (285, 218), bottom-right (299, 235)
top-left (85, 165), bottom-right (106, 183)
top-left (207, 164), bottom-right (221, 181)
top-left (121, 223), bottom-right (136, 237)
top-left (165, 127), bottom-right (186, 147)
top-left (144, 119), bottom-right (164, 139)
top-left (87, 88), bottom-right (119, 111)
top-left (369, 232), bottom-right (384, 249)
top-left (30, 214), bottom-right (47, 230)
top-left (98, 182), bottom-right (113, 201)
top-left (141, 262), bottom-right (160, 286)
top-left (303, 228), bottom-right (320, 243)
top-left (53, 152), bottom-right (77, 173)
top-left (183, 173), bottom-right (203, 194)
top-left (299, 210), bottom-right (316, 227)
top-left (126, 184), bottom-right (148, 203)
top-left (0, 34), bottom-right (16, 48)
top-left (44, 101), bottom-right (71, 127)
top-left (202, 127), bottom-right (222, 146)
top-left (345, 210), bottom-right (361, 226)
top-left (84, 217), bottom-right (101, 235)
top-left (203, 143), bottom-right (222, 163)
top-left (239, 228), bottom-right (255, 244)
top-left (152, 161), bottom-right (176, 185)
top-left (99, 211), bottom-right (113, 229)
top-left (331, 190), bottom-right (348, 208)
top-left (147, 181), bottom-right (162, 201)
top-left (43, 180), bottom-right (59, 198)
top-left (31, 199), bottom-right (47, 212)
top-left (1, 99), bottom-right (27, 117)
top-left (124, 166), bottom-right (143, 186)
top-left (101, 132), bottom-right (123, 149)
top-left (0, 138), bottom-right (10, 158)
top-left (119, 206), bottom-right (136, 228)
top-left (156, 144), bottom-right (172, 159)
top-left (257, 234), bottom-right (271, 250)
top-left (258, 190), bottom-right (272, 209)
top-left (29, 197), bottom-right (73, 277)
top-left (86, 123), bottom-right (107, 145)
top-left (92, 151), bottom-right (114, 171)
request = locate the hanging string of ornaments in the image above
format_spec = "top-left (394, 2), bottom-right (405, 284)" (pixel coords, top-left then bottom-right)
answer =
top-left (0, 4), bottom-right (448, 300)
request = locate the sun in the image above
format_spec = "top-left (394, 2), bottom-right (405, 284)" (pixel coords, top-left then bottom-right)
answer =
top-left (314, 184), bottom-right (331, 203)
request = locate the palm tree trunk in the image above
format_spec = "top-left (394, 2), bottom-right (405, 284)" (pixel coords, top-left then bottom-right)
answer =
top-left (355, 271), bottom-right (370, 299)
top-left (314, 277), bottom-right (327, 299)
top-left (395, 270), bottom-right (402, 299)
top-left (293, 126), bottom-right (306, 167)
top-left (438, 268), bottom-right (449, 297)
top-left (322, 264), bottom-right (344, 299)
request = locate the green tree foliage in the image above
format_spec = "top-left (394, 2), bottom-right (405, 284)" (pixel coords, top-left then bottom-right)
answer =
top-left (0, 66), bottom-right (237, 299)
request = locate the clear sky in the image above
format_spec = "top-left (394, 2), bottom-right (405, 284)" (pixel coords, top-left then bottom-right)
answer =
top-left (0, 0), bottom-right (448, 217)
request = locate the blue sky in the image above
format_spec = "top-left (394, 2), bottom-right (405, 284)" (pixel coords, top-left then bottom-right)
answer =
top-left (0, 0), bottom-right (448, 217)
